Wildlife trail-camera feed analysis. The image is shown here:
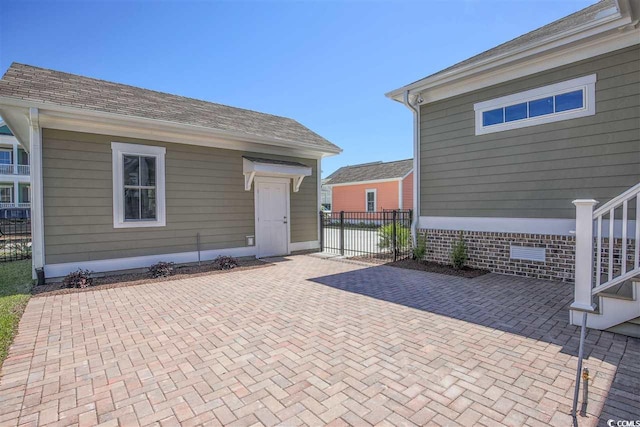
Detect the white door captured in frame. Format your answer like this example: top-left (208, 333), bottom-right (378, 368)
top-left (256, 178), bottom-right (289, 258)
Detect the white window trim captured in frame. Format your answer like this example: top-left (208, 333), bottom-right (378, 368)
top-left (0, 185), bottom-right (13, 203)
top-left (474, 74), bottom-right (596, 135)
top-left (111, 142), bottom-right (166, 228)
top-left (365, 189), bottom-right (377, 212)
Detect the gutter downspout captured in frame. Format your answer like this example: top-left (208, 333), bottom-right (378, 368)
top-left (402, 90), bottom-right (420, 245)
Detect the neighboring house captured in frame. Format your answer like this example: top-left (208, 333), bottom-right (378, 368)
top-left (0, 120), bottom-right (30, 208)
top-left (320, 178), bottom-right (332, 210)
top-left (387, 0), bottom-right (640, 333)
top-left (325, 159), bottom-right (413, 212)
top-left (0, 63), bottom-right (340, 278)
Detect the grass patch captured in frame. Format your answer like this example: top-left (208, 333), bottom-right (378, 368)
top-left (0, 260), bottom-right (32, 367)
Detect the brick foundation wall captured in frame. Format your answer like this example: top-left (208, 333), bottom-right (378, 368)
top-left (419, 229), bottom-right (576, 282)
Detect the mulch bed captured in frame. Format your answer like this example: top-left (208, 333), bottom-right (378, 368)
top-left (33, 258), bottom-right (271, 297)
top-left (386, 258), bottom-right (490, 278)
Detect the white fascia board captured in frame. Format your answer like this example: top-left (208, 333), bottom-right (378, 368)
top-left (243, 158), bottom-right (312, 177)
top-left (0, 97), bottom-right (341, 158)
top-left (326, 177), bottom-right (402, 188)
top-left (0, 106), bottom-right (30, 151)
top-left (386, 10), bottom-right (637, 104)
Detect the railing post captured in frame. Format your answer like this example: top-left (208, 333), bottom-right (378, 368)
top-left (571, 199), bottom-right (599, 313)
top-left (319, 211), bottom-right (324, 252)
top-left (339, 211), bottom-right (345, 256)
top-left (392, 210), bottom-right (397, 262)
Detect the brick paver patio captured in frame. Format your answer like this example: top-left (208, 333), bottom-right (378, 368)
top-left (0, 255), bottom-right (638, 426)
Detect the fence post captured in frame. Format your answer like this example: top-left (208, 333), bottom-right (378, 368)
top-left (392, 210), bottom-right (397, 262)
top-left (319, 211), bottom-right (324, 252)
top-left (339, 211), bottom-right (345, 256)
top-left (571, 199), bottom-right (598, 313)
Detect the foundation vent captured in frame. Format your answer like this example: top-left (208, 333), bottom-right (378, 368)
top-left (510, 245), bottom-right (546, 262)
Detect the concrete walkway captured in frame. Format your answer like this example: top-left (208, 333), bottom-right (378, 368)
top-left (0, 255), bottom-right (638, 426)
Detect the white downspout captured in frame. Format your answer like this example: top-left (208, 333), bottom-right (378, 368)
top-left (402, 91), bottom-right (420, 245)
top-left (29, 107), bottom-right (45, 278)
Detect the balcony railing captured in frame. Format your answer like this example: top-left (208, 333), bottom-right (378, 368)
top-left (0, 202), bottom-right (30, 208)
top-left (0, 164), bottom-right (30, 175)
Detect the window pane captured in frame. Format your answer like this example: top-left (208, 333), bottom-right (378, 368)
top-left (505, 103), bottom-right (527, 122)
top-left (529, 97), bottom-right (554, 117)
top-left (0, 150), bottom-right (11, 164)
top-left (124, 188), bottom-right (140, 220)
top-left (482, 108), bottom-right (504, 126)
top-left (20, 186), bottom-right (30, 203)
top-left (367, 192), bottom-right (374, 202)
top-left (367, 202), bottom-right (374, 212)
top-left (141, 189), bottom-right (157, 220)
top-left (123, 155), bottom-right (139, 186)
top-left (140, 157), bottom-right (156, 186)
top-left (0, 187), bottom-right (12, 203)
top-left (555, 90), bottom-right (583, 112)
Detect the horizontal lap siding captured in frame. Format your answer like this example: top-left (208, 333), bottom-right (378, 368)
top-left (420, 45), bottom-right (640, 219)
top-left (331, 181), bottom-right (400, 212)
top-left (402, 172), bottom-right (413, 210)
top-left (43, 129), bottom-right (317, 264)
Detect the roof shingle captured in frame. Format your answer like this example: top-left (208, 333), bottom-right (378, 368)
top-left (326, 159), bottom-right (413, 185)
top-left (0, 63), bottom-right (340, 153)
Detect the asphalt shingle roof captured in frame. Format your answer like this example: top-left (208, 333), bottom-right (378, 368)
top-left (0, 63), bottom-right (340, 153)
top-left (326, 159), bottom-right (413, 185)
top-left (404, 0), bottom-right (616, 88)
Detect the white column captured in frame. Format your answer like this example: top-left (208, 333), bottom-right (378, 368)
top-left (13, 181), bottom-right (19, 207)
top-left (398, 179), bottom-right (403, 210)
top-left (29, 108), bottom-right (45, 278)
top-left (12, 143), bottom-right (18, 175)
top-left (571, 199), bottom-right (598, 312)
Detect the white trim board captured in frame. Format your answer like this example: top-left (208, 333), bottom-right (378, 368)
top-left (419, 216), bottom-right (576, 235)
top-left (44, 246), bottom-right (258, 278)
top-left (418, 216), bottom-right (637, 237)
top-left (326, 178), bottom-right (401, 187)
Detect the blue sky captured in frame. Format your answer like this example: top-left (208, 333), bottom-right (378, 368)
top-left (0, 0), bottom-right (594, 177)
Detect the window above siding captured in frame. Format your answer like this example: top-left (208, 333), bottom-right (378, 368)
top-left (111, 142), bottom-right (166, 228)
top-left (474, 74), bottom-right (596, 135)
top-left (366, 189), bottom-right (376, 212)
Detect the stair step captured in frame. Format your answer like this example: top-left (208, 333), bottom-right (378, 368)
top-left (606, 320), bottom-right (640, 339)
top-left (597, 280), bottom-right (635, 301)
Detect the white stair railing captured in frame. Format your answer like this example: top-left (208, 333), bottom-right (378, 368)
top-left (572, 183), bottom-right (640, 312)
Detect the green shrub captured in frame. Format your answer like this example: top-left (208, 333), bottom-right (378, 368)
top-left (412, 232), bottom-right (427, 261)
top-left (450, 232), bottom-right (468, 269)
top-left (378, 223), bottom-right (411, 250)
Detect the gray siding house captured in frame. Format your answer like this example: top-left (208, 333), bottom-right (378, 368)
top-left (0, 64), bottom-right (340, 278)
top-left (387, 0), bottom-right (639, 282)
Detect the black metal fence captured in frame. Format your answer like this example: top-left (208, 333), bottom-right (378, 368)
top-left (0, 218), bottom-right (32, 262)
top-left (320, 210), bottom-right (412, 262)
